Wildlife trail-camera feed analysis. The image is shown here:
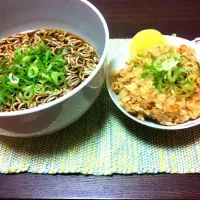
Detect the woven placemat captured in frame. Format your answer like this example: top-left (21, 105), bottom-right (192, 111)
top-left (0, 39), bottom-right (200, 175)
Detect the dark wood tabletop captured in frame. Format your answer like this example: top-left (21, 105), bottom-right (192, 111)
top-left (1, 0), bottom-right (200, 199)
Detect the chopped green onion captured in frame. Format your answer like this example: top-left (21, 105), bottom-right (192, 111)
top-left (23, 90), bottom-right (34, 100)
top-left (44, 50), bottom-right (52, 62)
top-left (41, 73), bottom-right (51, 81)
top-left (196, 62), bottom-right (200, 76)
top-left (50, 71), bottom-right (59, 86)
top-left (0, 41), bottom-right (69, 108)
top-left (55, 48), bottom-right (64, 55)
top-left (45, 85), bottom-right (54, 93)
top-left (41, 36), bottom-right (52, 40)
top-left (141, 72), bottom-right (150, 79)
top-left (28, 65), bottom-right (39, 78)
top-left (8, 73), bottom-right (19, 84)
top-left (132, 49), bottom-right (200, 96)
top-left (22, 56), bottom-right (31, 63)
top-left (35, 84), bottom-right (45, 94)
top-left (160, 58), bottom-right (178, 71)
top-left (22, 85), bottom-right (33, 91)
top-left (167, 67), bottom-right (179, 83)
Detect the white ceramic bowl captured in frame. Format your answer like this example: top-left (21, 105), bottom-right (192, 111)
top-left (106, 35), bottom-right (200, 130)
top-left (0, 0), bottom-right (109, 137)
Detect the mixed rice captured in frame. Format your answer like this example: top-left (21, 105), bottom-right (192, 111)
top-left (111, 45), bottom-right (200, 125)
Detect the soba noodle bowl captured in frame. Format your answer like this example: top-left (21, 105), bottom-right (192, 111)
top-left (0, 29), bottom-right (99, 112)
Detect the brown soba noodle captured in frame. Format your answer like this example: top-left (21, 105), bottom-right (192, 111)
top-left (0, 29), bottom-right (99, 112)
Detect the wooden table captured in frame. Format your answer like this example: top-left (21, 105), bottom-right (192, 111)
top-left (1, 0), bottom-right (200, 199)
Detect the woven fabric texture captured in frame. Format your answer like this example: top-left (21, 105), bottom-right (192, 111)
top-left (0, 39), bottom-right (200, 175)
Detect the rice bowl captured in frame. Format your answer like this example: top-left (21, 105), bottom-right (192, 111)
top-left (106, 35), bottom-right (200, 130)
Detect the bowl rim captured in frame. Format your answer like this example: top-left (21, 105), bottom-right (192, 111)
top-left (106, 35), bottom-right (200, 130)
top-left (0, 0), bottom-right (109, 117)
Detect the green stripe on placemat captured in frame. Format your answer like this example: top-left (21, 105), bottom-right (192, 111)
top-left (0, 39), bottom-right (200, 175)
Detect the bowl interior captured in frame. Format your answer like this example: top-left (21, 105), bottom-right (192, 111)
top-left (106, 35), bottom-right (200, 130)
top-left (0, 0), bottom-right (106, 57)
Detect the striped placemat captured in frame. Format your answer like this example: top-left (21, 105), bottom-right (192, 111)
top-left (0, 39), bottom-right (200, 175)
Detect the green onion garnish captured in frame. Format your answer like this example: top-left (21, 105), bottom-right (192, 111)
top-left (130, 50), bottom-right (199, 97)
top-left (0, 42), bottom-right (68, 108)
